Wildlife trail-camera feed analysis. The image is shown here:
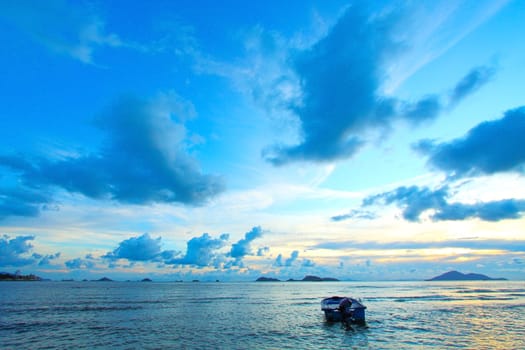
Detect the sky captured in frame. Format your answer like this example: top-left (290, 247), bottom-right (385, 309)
top-left (1, 0), bottom-right (524, 281)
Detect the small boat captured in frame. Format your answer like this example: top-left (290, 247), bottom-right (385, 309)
top-left (321, 296), bottom-right (366, 324)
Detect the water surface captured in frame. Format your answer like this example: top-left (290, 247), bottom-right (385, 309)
top-left (1, 281), bottom-right (524, 349)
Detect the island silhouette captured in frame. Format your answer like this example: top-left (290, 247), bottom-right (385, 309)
top-left (426, 270), bottom-right (507, 281)
top-left (256, 275), bottom-right (339, 282)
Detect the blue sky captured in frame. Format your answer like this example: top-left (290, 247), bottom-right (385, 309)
top-left (1, 0), bottom-right (524, 281)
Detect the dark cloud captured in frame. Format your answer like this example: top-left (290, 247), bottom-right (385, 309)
top-left (264, 4), bottom-right (399, 165)
top-left (103, 233), bottom-right (173, 262)
top-left (415, 106), bottom-right (525, 177)
top-left (0, 92), bottom-right (224, 219)
top-left (0, 186), bottom-right (53, 220)
top-left (65, 257), bottom-right (95, 269)
top-left (449, 65), bottom-right (496, 106)
top-left (0, 235), bottom-right (59, 267)
top-left (230, 226), bottom-right (263, 259)
top-left (167, 233), bottom-right (229, 267)
top-left (263, 4), bottom-right (495, 165)
top-left (362, 185), bottom-right (525, 222)
top-left (400, 95), bottom-right (442, 124)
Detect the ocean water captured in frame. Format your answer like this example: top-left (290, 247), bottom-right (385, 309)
top-left (1, 281), bottom-right (524, 349)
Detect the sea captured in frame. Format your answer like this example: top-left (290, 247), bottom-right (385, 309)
top-left (1, 281), bottom-right (524, 349)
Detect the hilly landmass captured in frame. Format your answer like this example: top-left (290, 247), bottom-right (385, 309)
top-left (426, 270), bottom-right (507, 281)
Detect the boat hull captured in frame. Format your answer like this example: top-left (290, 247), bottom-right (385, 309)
top-left (321, 296), bottom-right (366, 323)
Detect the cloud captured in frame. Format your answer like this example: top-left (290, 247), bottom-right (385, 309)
top-left (362, 185), bottom-right (525, 222)
top-left (415, 106), bottom-right (525, 177)
top-left (257, 246), bottom-right (269, 256)
top-left (34, 252), bottom-right (61, 266)
top-left (400, 95), bottom-right (442, 124)
top-left (313, 239), bottom-right (525, 252)
top-left (0, 235), bottom-right (59, 267)
top-left (331, 209), bottom-right (376, 222)
top-left (364, 185), bottom-right (449, 222)
top-left (0, 186), bottom-right (53, 220)
top-left (230, 226), bottom-right (263, 259)
top-left (263, 4), bottom-right (399, 164)
top-left (0, 1), bottom-right (126, 64)
top-left (262, 4), bottom-right (496, 165)
top-left (449, 65), bottom-right (496, 106)
top-left (103, 233), bottom-right (167, 262)
top-left (65, 258), bottom-right (95, 269)
top-left (275, 250), bottom-right (299, 267)
top-left (302, 259), bottom-right (316, 267)
top-left (433, 199), bottom-right (525, 222)
top-left (167, 233), bottom-right (229, 267)
top-left (0, 92), bottom-right (224, 217)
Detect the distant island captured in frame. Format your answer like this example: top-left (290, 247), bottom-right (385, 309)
top-left (0, 272), bottom-right (42, 281)
top-left (256, 275), bottom-right (339, 282)
top-left (426, 270), bottom-right (507, 281)
top-left (256, 277), bottom-right (281, 282)
top-left (94, 277), bottom-right (113, 282)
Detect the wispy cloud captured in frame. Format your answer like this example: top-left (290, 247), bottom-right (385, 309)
top-left (384, 0), bottom-right (508, 92)
top-left (0, 1), bottom-right (130, 65)
top-left (313, 238), bottom-right (525, 252)
top-left (449, 65), bottom-right (497, 106)
top-left (331, 209), bottom-right (376, 222)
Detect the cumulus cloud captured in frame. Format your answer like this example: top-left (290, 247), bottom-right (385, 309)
top-left (275, 250), bottom-right (299, 267)
top-left (262, 4), bottom-right (495, 165)
top-left (167, 233), bottom-right (229, 267)
top-left (0, 92), bottom-right (224, 218)
top-left (416, 106), bottom-right (525, 177)
top-left (34, 252), bottom-right (61, 266)
top-left (257, 246), bottom-right (270, 256)
top-left (103, 233), bottom-right (169, 262)
top-left (362, 185), bottom-right (525, 222)
top-left (0, 235), bottom-right (60, 267)
top-left (102, 234), bottom-right (181, 269)
top-left (230, 226), bottom-right (263, 259)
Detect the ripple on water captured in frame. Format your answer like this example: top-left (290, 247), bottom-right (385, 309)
top-left (1, 281), bottom-right (524, 349)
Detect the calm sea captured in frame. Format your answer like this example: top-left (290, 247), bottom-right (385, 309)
top-left (1, 281), bottom-right (524, 349)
